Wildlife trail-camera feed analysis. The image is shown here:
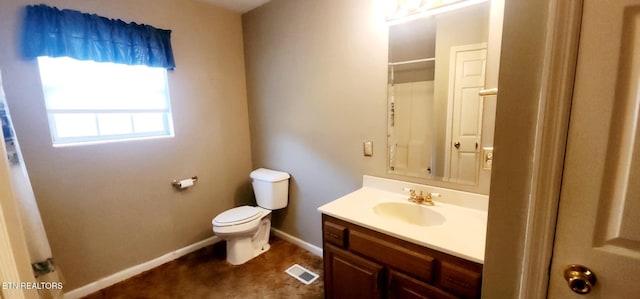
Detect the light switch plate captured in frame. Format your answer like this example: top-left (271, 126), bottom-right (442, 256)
top-left (363, 141), bottom-right (373, 157)
top-left (483, 147), bottom-right (494, 170)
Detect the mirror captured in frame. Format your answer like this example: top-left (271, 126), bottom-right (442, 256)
top-left (387, 0), bottom-right (500, 187)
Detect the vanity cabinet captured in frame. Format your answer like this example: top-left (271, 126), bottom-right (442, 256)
top-left (322, 214), bottom-right (482, 299)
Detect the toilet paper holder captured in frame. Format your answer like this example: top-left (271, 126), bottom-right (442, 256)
top-left (171, 176), bottom-right (198, 189)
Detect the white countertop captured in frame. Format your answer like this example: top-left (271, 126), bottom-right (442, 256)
top-left (317, 176), bottom-right (488, 264)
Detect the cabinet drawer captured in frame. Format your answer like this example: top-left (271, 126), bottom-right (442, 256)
top-left (388, 270), bottom-right (457, 299)
top-left (349, 229), bottom-right (434, 282)
top-left (323, 221), bottom-right (348, 248)
top-left (439, 261), bottom-right (482, 299)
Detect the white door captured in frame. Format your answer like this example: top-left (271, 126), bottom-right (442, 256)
top-left (548, 0), bottom-right (640, 297)
top-left (446, 44), bottom-right (486, 184)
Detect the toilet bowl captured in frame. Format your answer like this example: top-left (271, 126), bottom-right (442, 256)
top-left (212, 206), bottom-right (272, 265)
top-left (212, 168), bottom-right (290, 265)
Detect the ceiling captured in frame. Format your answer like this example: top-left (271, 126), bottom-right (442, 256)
top-left (197, 0), bottom-right (271, 13)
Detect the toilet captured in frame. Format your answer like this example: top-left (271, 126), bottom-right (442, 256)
top-left (212, 168), bottom-right (290, 265)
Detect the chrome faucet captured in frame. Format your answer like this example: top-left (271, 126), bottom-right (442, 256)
top-left (403, 188), bottom-right (437, 206)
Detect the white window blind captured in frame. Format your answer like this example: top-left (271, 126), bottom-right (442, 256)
top-left (37, 56), bottom-right (174, 146)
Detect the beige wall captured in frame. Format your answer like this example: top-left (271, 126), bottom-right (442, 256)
top-left (0, 0), bottom-right (252, 290)
top-left (243, 0), bottom-right (389, 246)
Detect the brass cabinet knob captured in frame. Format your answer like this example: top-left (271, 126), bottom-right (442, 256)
top-left (564, 264), bottom-right (596, 294)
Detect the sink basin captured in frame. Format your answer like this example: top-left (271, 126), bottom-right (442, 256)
top-left (373, 202), bottom-right (445, 226)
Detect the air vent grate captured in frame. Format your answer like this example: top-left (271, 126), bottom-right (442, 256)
top-left (285, 264), bottom-right (319, 285)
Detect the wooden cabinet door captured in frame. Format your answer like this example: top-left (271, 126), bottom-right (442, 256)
top-left (324, 244), bottom-right (384, 299)
top-left (388, 270), bottom-right (458, 299)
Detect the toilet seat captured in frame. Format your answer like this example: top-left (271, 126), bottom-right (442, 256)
top-left (213, 206), bottom-right (262, 227)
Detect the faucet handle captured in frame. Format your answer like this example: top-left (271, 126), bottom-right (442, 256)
top-left (403, 188), bottom-right (420, 203)
top-left (402, 188), bottom-right (416, 197)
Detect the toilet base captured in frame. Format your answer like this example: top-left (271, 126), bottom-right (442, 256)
top-left (224, 216), bottom-right (272, 265)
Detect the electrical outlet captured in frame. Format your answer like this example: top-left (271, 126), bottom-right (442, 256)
top-left (363, 141), bottom-right (373, 157)
top-left (483, 147), bottom-right (494, 170)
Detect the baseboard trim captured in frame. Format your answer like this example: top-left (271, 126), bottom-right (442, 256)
top-left (270, 228), bottom-right (323, 257)
top-left (64, 236), bottom-right (221, 299)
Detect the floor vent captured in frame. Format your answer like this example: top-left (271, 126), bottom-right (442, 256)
top-left (285, 264), bottom-right (319, 285)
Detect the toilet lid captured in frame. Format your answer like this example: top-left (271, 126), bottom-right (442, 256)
top-left (213, 206), bottom-right (261, 226)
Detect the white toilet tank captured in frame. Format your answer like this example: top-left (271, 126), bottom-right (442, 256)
top-left (250, 168), bottom-right (290, 210)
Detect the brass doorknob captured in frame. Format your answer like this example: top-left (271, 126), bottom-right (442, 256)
top-left (454, 142), bottom-right (461, 149)
top-left (564, 264), bottom-right (596, 294)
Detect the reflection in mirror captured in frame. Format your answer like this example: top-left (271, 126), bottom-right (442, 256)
top-left (387, 0), bottom-right (499, 188)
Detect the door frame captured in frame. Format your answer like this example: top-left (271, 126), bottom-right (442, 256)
top-left (482, 0), bottom-right (583, 298)
top-left (0, 142), bottom-right (39, 299)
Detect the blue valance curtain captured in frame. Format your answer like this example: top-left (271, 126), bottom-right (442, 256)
top-left (22, 4), bottom-right (175, 70)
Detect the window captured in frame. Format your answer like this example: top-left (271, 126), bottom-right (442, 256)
top-left (37, 56), bottom-right (174, 146)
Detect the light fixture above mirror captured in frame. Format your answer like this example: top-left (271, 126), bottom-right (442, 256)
top-left (385, 0), bottom-right (490, 26)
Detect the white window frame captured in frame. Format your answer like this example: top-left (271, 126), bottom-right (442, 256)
top-left (37, 57), bottom-right (175, 147)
